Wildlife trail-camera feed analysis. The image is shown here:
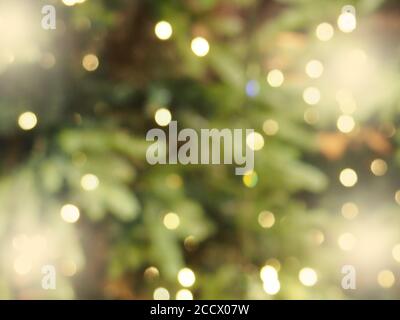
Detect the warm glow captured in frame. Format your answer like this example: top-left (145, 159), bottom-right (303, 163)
top-left (338, 232), bottom-right (357, 251)
top-left (246, 132), bottom-right (264, 151)
top-left (178, 268), bottom-right (196, 287)
top-left (337, 115), bottom-right (355, 133)
top-left (339, 168), bottom-right (358, 187)
top-left (153, 287), bottom-right (170, 300)
top-left (263, 119), bottom-right (279, 136)
top-left (370, 159), bottom-right (387, 176)
top-left (154, 108), bottom-right (172, 126)
top-left (258, 211), bottom-right (275, 228)
top-left (338, 11), bottom-right (356, 33)
top-left (377, 270), bottom-right (395, 288)
top-left (303, 108), bottom-right (319, 125)
top-left (60, 204), bottom-right (80, 223)
top-left (176, 289), bottom-right (193, 300)
top-left (14, 255), bottom-right (32, 275)
top-left (305, 60), bottom-right (324, 79)
top-left (303, 87), bottom-right (321, 105)
top-left (18, 112), bottom-right (37, 130)
top-left (191, 37), bottom-right (210, 57)
top-left (341, 202), bottom-right (359, 220)
top-left (316, 23), bottom-right (334, 41)
top-left (392, 244), bottom-right (400, 263)
top-left (267, 69), bottom-right (284, 87)
top-left (82, 54), bottom-right (99, 71)
top-left (263, 278), bottom-right (280, 295)
top-left (299, 268), bottom-right (318, 287)
top-left (81, 173), bottom-right (99, 191)
top-left (163, 212), bottom-right (180, 230)
top-left (155, 21), bottom-right (173, 40)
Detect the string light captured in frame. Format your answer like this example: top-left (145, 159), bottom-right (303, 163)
top-left (191, 37), bottom-right (210, 57)
top-left (258, 211), bottom-right (275, 228)
top-left (18, 111), bottom-right (37, 130)
top-left (303, 87), bottom-right (320, 105)
top-left (153, 287), bottom-right (170, 300)
top-left (339, 168), bottom-right (358, 187)
top-left (299, 268), bottom-right (318, 287)
top-left (337, 115), bottom-right (355, 133)
top-left (305, 60), bottom-right (324, 79)
top-left (316, 22), bottom-right (334, 41)
top-left (246, 132), bottom-right (264, 151)
top-left (267, 69), bottom-right (284, 87)
top-left (338, 232), bottom-right (356, 251)
top-left (341, 202), bottom-right (359, 220)
top-left (377, 270), bottom-right (395, 288)
top-left (163, 212), bottom-right (180, 230)
top-left (82, 54), bottom-right (99, 71)
top-left (177, 268), bottom-right (196, 287)
top-left (176, 289), bottom-right (193, 300)
top-left (370, 159), bottom-right (387, 176)
top-left (154, 108), bottom-right (172, 126)
top-left (60, 204), bottom-right (80, 223)
top-left (154, 21), bottom-right (173, 40)
top-left (80, 173), bottom-right (99, 191)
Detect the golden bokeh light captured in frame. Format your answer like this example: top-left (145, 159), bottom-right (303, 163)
top-left (154, 21), bottom-right (173, 40)
top-left (246, 132), bottom-right (264, 151)
top-left (299, 267), bottom-right (318, 287)
top-left (337, 11), bottom-right (356, 33)
top-left (267, 69), bottom-right (284, 87)
top-left (316, 22), bottom-right (334, 41)
top-left (82, 54), bottom-right (99, 71)
top-left (392, 244), bottom-right (400, 263)
top-left (177, 268), bottom-right (196, 287)
top-left (303, 87), bottom-right (321, 105)
top-left (153, 287), bottom-right (170, 300)
top-left (337, 115), bottom-right (355, 133)
top-left (18, 112), bottom-right (37, 130)
top-left (305, 60), bottom-right (324, 79)
top-left (176, 289), bottom-right (193, 300)
top-left (338, 232), bottom-right (357, 251)
top-left (339, 168), bottom-right (358, 187)
top-left (154, 108), bottom-right (172, 126)
top-left (163, 212), bottom-right (180, 230)
top-left (370, 159), bottom-right (387, 176)
top-left (191, 37), bottom-right (210, 57)
top-left (341, 202), bottom-right (359, 220)
top-left (80, 173), bottom-right (99, 191)
top-left (263, 119), bottom-right (279, 136)
top-left (377, 270), bottom-right (395, 288)
top-left (60, 204), bottom-right (80, 223)
top-left (258, 211), bottom-right (275, 229)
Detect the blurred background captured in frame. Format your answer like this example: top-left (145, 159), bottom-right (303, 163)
top-left (1, 0), bottom-right (400, 299)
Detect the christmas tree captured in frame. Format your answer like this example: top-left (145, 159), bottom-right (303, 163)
top-left (1, 0), bottom-right (400, 299)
